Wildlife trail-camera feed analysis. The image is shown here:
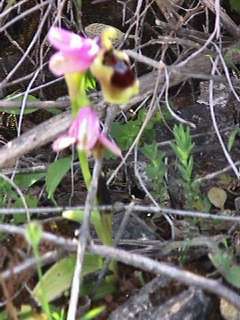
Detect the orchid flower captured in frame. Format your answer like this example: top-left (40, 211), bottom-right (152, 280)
top-left (48, 27), bottom-right (100, 76)
top-left (53, 107), bottom-right (122, 157)
top-left (90, 27), bottom-right (139, 104)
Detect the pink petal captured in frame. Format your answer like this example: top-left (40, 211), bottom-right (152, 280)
top-left (69, 107), bottom-right (100, 150)
top-left (78, 108), bottom-right (100, 148)
top-left (49, 52), bottom-right (93, 76)
top-left (98, 133), bottom-right (122, 157)
top-left (48, 27), bottom-right (84, 54)
top-left (52, 134), bottom-right (76, 151)
top-left (48, 27), bottom-right (99, 57)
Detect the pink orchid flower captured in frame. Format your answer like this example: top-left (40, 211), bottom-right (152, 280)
top-left (48, 27), bottom-right (100, 76)
top-left (53, 107), bottom-right (122, 157)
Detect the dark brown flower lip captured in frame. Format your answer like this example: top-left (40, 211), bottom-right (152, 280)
top-left (102, 50), bottom-right (136, 89)
top-left (111, 66), bottom-right (135, 88)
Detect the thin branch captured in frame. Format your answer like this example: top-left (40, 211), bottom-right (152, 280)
top-left (0, 223), bottom-right (75, 249)
top-left (175, 0), bottom-right (221, 68)
top-left (201, 0), bottom-right (240, 38)
top-left (0, 111), bottom-right (72, 168)
top-left (5, 78), bottom-right (64, 98)
top-left (1, 202), bottom-right (240, 222)
top-left (0, 3), bottom-right (52, 89)
top-left (0, 0), bottom-right (29, 21)
top-left (195, 160), bottom-right (240, 183)
top-left (164, 64), bottom-right (196, 128)
top-left (208, 56), bottom-right (240, 178)
top-left (0, 223), bottom-right (239, 310)
top-left (1, 251), bottom-right (60, 281)
top-left (89, 242), bottom-right (240, 310)
top-left (0, 1), bottom-right (51, 33)
top-left (0, 173), bottom-right (30, 221)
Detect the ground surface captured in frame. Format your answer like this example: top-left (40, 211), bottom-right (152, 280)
top-left (0, 0), bottom-right (240, 319)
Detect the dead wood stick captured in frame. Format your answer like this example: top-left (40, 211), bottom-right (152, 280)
top-left (201, 0), bottom-right (240, 39)
top-left (0, 99), bottom-right (70, 109)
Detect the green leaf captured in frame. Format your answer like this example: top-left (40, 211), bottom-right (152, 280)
top-left (188, 156), bottom-right (193, 175)
top-left (13, 195), bottom-right (38, 224)
top-left (25, 222), bottom-right (43, 248)
top-left (110, 109), bottom-right (161, 153)
top-left (14, 172), bottom-right (46, 189)
top-left (46, 157), bottom-right (72, 199)
top-left (230, 0), bottom-right (240, 12)
top-left (81, 306), bottom-right (106, 320)
top-left (111, 121), bottom-right (140, 150)
top-left (209, 249), bottom-right (240, 288)
top-left (142, 143), bottom-right (157, 160)
top-left (141, 143), bottom-right (166, 198)
top-left (84, 71), bottom-right (97, 91)
top-left (45, 107), bottom-right (63, 115)
top-left (33, 254), bottom-right (103, 303)
top-left (81, 275), bottom-right (116, 300)
top-left (63, 209), bottom-right (85, 222)
top-left (0, 311), bottom-right (7, 320)
top-left (19, 304), bottom-right (48, 319)
top-left (228, 127), bottom-right (240, 151)
top-left (63, 209), bottom-right (110, 246)
top-left (146, 165), bottom-right (159, 179)
top-left (4, 94), bottom-right (39, 115)
top-left (63, 209), bottom-right (101, 226)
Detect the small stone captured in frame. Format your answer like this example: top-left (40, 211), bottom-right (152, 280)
top-left (220, 299), bottom-right (240, 320)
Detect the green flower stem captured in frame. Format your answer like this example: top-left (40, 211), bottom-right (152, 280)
top-left (101, 213), bottom-right (117, 276)
top-left (78, 150), bottom-right (92, 189)
top-left (71, 93), bottom-right (90, 116)
top-left (32, 245), bottom-right (51, 318)
top-left (65, 72), bottom-right (90, 116)
top-left (66, 72), bottom-right (116, 273)
top-left (78, 150), bottom-right (113, 246)
top-left (100, 213), bottom-right (113, 245)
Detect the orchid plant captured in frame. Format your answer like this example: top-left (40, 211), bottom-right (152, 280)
top-left (31, 25), bottom-right (139, 311)
top-left (47, 27), bottom-right (138, 257)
